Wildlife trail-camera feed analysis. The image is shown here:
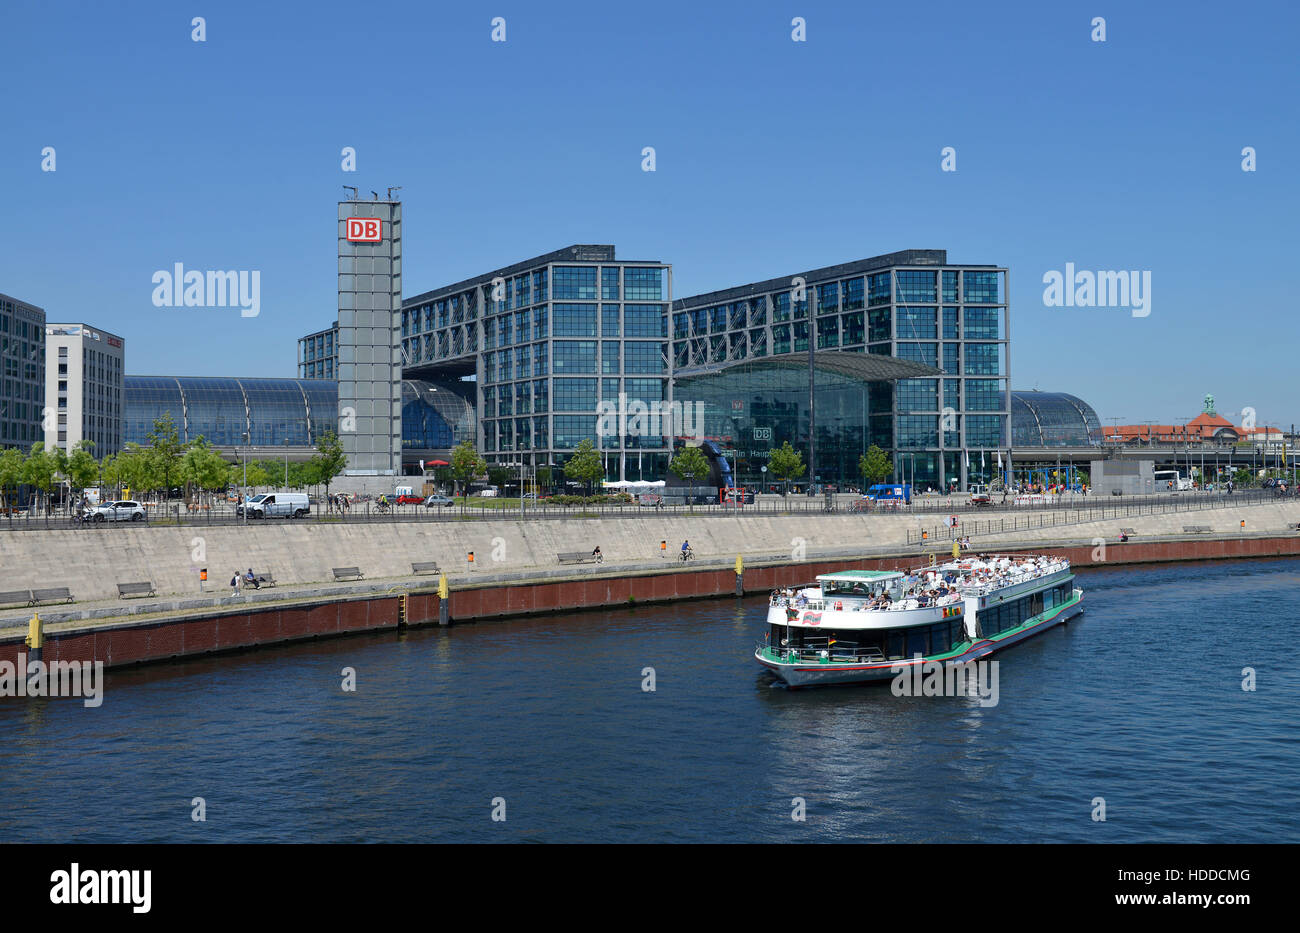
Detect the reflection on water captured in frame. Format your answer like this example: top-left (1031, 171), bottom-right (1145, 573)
top-left (1, 558), bottom-right (1298, 842)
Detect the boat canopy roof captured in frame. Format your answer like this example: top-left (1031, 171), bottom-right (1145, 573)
top-left (815, 570), bottom-right (902, 584)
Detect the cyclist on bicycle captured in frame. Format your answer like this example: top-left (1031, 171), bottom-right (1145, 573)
top-left (680, 540), bottom-right (693, 560)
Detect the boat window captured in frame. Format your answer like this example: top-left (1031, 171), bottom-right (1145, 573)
top-left (906, 628), bottom-right (927, 658)
top-left (887, 630), bottom-right (905, 660)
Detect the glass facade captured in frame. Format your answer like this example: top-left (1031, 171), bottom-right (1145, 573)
top-left (125, 377), bottom-right (472, 453)
top-left (299, 323), bottom-right (337, 379)
top-left (385, 245), bottom-right (671, 479)
top-left (674, 359), bottom-right (895, 488)
top-left (1010, 391), bottom-right (1103, 447)
top-left (670, 252), bottom-right (1010, 490)
top-left (0, 294), bottom-right (46, 451)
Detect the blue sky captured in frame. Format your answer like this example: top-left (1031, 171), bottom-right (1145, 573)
top-left (2, 0), bottom-right (1296, 427)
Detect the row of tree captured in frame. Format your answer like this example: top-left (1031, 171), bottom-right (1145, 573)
top-left (0, 413), bottom-right (350, 509)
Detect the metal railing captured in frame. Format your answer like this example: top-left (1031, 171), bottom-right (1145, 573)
top-left (0, 486), bottom-right (1283, 533)
top-left (905, 490), bottom-right (1275, 544)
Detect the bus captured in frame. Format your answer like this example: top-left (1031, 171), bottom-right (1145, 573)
top-left (1154, 470), bottom-right (1193, 491)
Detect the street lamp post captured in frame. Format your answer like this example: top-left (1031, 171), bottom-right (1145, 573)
top-left (241, 432), bottom-right (249, 525)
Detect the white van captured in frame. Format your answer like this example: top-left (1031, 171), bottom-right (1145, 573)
top-left (240, 492), bottom-right (310, 518)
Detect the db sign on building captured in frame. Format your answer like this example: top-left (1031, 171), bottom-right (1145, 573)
top-left (345, 218), bottom-right (382, 242)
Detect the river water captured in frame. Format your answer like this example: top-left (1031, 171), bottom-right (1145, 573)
top-left (2, 558), bottom-right (1297, 843)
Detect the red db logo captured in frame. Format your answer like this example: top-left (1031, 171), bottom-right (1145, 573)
top-left (346, 218), bottom-right (381, 242)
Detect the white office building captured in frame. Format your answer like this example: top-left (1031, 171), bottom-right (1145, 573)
top-left (44, 323), bottom-right (125, 457)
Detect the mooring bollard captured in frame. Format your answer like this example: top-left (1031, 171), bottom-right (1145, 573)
top-left (735, 554), bottom-right (744, 596)
top-left (438, 573), bottom-right (450, 626)
top-left (24, 612), bottom-right (42, 664)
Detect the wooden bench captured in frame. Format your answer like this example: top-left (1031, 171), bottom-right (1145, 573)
top-left (332, 567), bottom-right (364, 581)
top-left (411, 561), bottom-right (440, 575)
top-left (557, 551), bottom-right (602, 565)
top-left (30, 587), bottom-right (73, 606)
top-left (1182, 525), bottom-right (1212, 534)
top-left (0, 590), bottom-right (31, 608)
top-left (117, 582), bottom-right (155, 599)
top-left (1119, 527), bottom-right (1136, 536)
top-left (248, 572), bottom-right (275, 588)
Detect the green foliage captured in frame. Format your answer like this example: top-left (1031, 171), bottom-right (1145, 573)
top-left (0, 447), bottom-right (24, 506)
top-left (146, 413), bottom-right (185, 494)
top-left (66, 440), bottom-right (100, 491)
top-left (450, 440), bottom-right (487, 496)
top-left (768, 441), bottom-right (806, 490)
top-left (858, 444), bottom-right (892, 486)
top-left (535, 466), bottom-right (553, 489)
top-left (668, 445), bottom-right (709, 483)
top-left (563, 438), bottom-right (604, 492)
top-left (310, 431), bottom-right (347, 496)
top-left (22, 442), bottom-right (59, 494)
top-left (181, 438), bottom-right (231, 492)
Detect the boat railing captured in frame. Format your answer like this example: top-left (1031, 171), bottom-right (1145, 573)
top-left (757, 640), bottom-right (888, 664)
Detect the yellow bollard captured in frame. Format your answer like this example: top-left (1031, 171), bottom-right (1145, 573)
top-left (25, 612), bottom-right (43, 662)
top-left (952, 540), bottom-right (960, 559)
top-left (438, 573), bottom-right (450, 626)
top-left (735, 555), bottom-right (744, 575)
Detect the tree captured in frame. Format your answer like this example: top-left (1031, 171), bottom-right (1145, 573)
top-left (535, 465), bottom-right (553, 492)
top-left (180, 438), bottom-right (230, 497)
top-left (147, 413), bottom-right (185, 497)
top-left (450, 440), bottom-right (487, 497)
top-left (668, 445), bottom-right (710, 509)
top-left (66, 440), bottom-right (100, 493)
top-left (310, 431), bottom-right (347, 501)
top-left (668, 445), bottom-right (709, 485)
top-left (858, 444), bottom-right (892, 488)
top-left (22, 442), bottom-right (58, 509)
top-left (0, 447), bottom-right (24, 521)
top-left (563, 438), bottom-right (604, 494)
top-left (768, 441), bottom-right (806, 496)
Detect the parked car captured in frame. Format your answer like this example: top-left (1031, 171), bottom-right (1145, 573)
top-left (87, 500), bottom-right (147, 523)
top-left (237, 492), bottom-right (310, 518)
top-left (475, 488), bottom-right (498, 497)
top-left (395, 494), bottom-right (424, 505)
top-left (423, 494), bottom-right (455, 508)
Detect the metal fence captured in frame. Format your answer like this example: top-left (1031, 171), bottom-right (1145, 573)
top-left (905, 489), bottom-right (1276, 545)
top-left (0, 487), bottom-right (1282, 533)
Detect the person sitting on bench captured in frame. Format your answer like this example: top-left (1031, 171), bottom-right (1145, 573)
top-left (244, 568), bottom-right (261, 590)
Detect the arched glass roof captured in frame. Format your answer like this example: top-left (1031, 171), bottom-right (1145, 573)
top-left (124, 376), bottom-right (474, 452)
top-left (1010, 391), bottom-right (1102, 447)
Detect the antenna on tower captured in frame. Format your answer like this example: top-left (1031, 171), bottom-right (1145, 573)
top-left (342, 186), bottom-right (358, 200)
top-left (387, 186), bottom-right (403, 200)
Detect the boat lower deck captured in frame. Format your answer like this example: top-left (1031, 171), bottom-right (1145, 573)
top-left (757, 588), bottom-right (1085, 687)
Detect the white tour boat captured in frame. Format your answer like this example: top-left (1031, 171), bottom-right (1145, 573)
top-left (754, 554), bottom-right (1084, 688)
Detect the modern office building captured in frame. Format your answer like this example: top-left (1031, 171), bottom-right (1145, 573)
top-left (298, 244), bottom-right (1019, 487)
top-left (671, 250), bottom-right (1009, 489)
top-left (44, 323), bottom-right (125, 457)
top-left (299, 323), bottom-right (337, 380)
top-left (303, 244), bottom-right (674, 479)
top-left (0, 293), bottom-right (46, 451)
top-left (123, 375), bottom-right (473, 463)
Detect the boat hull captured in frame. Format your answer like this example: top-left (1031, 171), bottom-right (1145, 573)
top-left (756, 590), bottom-right (1084, 688)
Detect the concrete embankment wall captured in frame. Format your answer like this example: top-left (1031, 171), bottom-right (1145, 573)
top-left (6, 534), bottom-right (1300, 674)
top-left (4, 500), bottom-right (1300, 603)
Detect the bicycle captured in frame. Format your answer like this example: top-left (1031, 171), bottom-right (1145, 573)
top-left (680, 547), bottom-right (695, 561)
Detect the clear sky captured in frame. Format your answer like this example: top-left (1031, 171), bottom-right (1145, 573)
top-left (3, 0), bottom-right (1296, 429)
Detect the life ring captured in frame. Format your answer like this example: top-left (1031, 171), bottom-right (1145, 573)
top-left (835, 600), bottom-right (843, 610)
